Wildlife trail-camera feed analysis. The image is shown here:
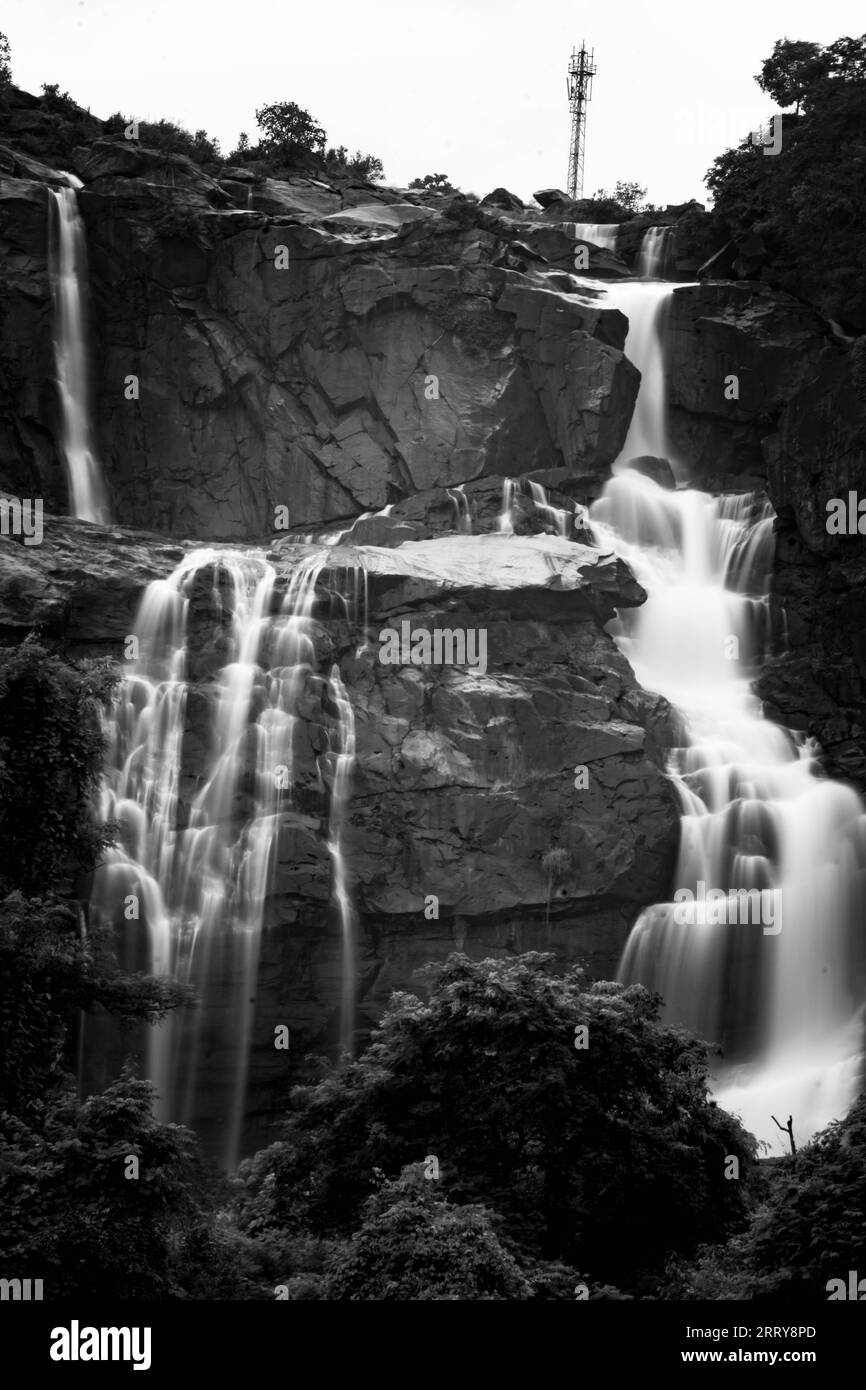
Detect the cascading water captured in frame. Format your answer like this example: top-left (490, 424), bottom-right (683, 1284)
top-left (496, 478), bottom-right (570, 537)
top-left (636, 225), bottom-right (672, 278)
top-left (589, 285), bottom-right (866, 1149)
top-left (568, 221), bottom-right (619, 251)
top-left (48, 176), bottom-right (110, 524)
top-left (528, 481), bottom-right (569, 537)
top-left (604, 280), bottom-right (681, 474)
top-left (447, 484), bottom-right (472, 534)
top-left (92, 548), bottom-right (360, 1167)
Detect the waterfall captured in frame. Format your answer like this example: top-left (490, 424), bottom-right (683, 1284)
top-left (497, 478), bottom-right (516, 533)
top-left (326, 665), bottom-right (358, 1056)
top-left (48, 177), bottom-right (110, 524)
top-left (636, 225), bottom-right (672, 278)
top-left (496, 478), bottom-right (570, 536)
top-left (92, 548), bottom-right (359, 1167)
top-left (604, 281), bottom-right (679, 471)
top-left (589, 288), bottom-right (866, 1151)
top-left (447, 484), bottom-right (472, 534)
top-left (568, 221), bottom-right (619, 251)
top-left (528, 481), bottom-right (569, 537)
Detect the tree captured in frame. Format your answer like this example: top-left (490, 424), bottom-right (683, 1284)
top-left (0, 1071), bottom-right (201, 1299)
top-left (613, 180), bottom-right (648, 213)
top-left (234, 954), bottom-right (756, 1293)
top-left (346, 150), bottom-right (384, 181)
top-left (255, 101), bottom-right (326, 161)
top-left (706, 31), bottom-right (866, 329)
top-left (755, 38), bottom-right (830, 113)
top-left (409, 172), bottom-right (457, 193)
top-left (0, 31), bottom-right (11, 87)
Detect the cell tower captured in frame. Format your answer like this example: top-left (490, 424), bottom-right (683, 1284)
top-left (566, 43), bottom-right (597, 200)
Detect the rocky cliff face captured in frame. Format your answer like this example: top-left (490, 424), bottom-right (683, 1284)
top-left (2, 111), bottom-right (866, 1148)
top-left (1, 137), bottom-right (641, 538)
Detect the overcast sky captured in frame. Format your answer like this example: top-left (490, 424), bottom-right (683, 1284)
top-left (4, 0), bottom-right (863, 205)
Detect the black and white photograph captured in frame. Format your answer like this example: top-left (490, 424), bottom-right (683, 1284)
top-left (0, 0), bottom-right (864, 1357)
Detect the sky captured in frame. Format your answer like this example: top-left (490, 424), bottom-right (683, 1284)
top-left (3, 0), bottom-right (864, 206)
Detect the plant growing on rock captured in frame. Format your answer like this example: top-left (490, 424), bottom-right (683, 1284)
top-left (409, 172), bottom-right (458, 193)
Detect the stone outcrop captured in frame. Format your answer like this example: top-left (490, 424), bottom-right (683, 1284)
top-left (0, 142), bottom-right (642, 539)
top-left (1, 515), bottom-right (679, 1150)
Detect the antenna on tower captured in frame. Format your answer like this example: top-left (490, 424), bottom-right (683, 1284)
top-left (566, 42), bottom-right (597, 200)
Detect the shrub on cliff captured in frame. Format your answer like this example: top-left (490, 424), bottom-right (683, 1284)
top-left (706, 33), bottom-right (866, 329)
top-left (234, 953), bottom-right (756, 1294)
top-left (103, 113), bottom-right (221, 165)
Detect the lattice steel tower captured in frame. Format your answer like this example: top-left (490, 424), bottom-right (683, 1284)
top-left (566, 42), bottom-right (596, 200)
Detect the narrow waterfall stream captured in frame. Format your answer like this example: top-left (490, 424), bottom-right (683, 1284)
top-left (589, 279), bottom-right (866, 1149)
top-left (91, 548), bottom-right (359, 1168)
top-left (48, 178), bottom-right (110, 524)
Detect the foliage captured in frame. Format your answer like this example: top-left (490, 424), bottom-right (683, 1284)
top-left (664, 1094), bottom-right (866, 1300)
top-left (103, 113), bottom-right (221, 164)
top-left (39, 83), bottom-right (88, 116)
top-left (409, 172), bottom-right (457, 193)
top-left (0, 893), bottom-right (189, 1120)
top-left (325, 145), bottom-right (385, 181)
top-left (0, 641), bottom-right (117, 895)
top-left (755, 39), bottom-right (830, 113)
top-left (706, 31), bottom-right (866, 328)
top-left (0, 31), bottom-right (11, 87)
top-left (228, 131), bottom-right (251, 161)
top-left (584, 180), bottom-right (650, 218)
top-left (612, 180), bottom-right (648, 213)
top-left (0, 1072), bottom-right (203, 1298)
top-left (323, 1170), bottom-right (534, 1300)
top-left (233, 954), bottom-right (756, 1294)
top-left (255, 101), bottom-right (326, 162)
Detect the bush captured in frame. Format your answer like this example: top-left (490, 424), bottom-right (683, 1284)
top-left (234, 954), bottom-right (757, 1294)
top-left (324, 1171), bottom-right (534, 1300)
top-left (0, 641), bottom-right (117, 895)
